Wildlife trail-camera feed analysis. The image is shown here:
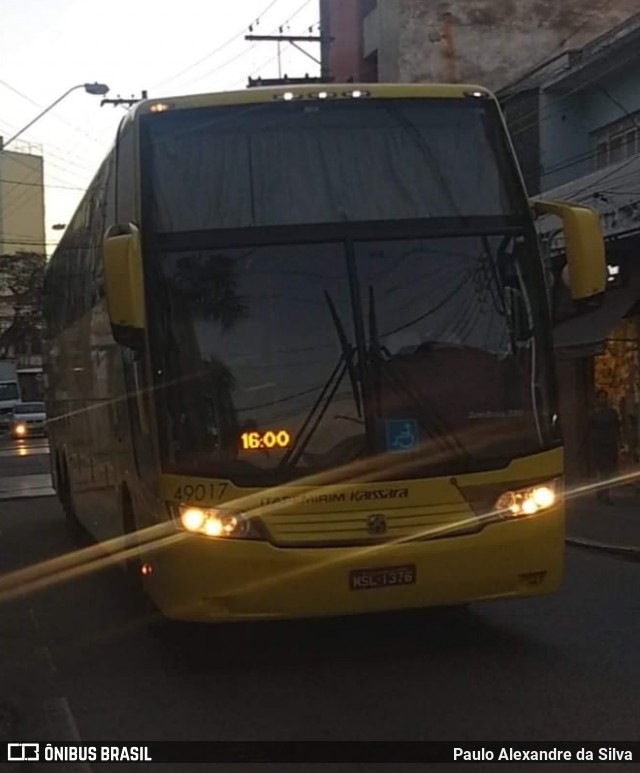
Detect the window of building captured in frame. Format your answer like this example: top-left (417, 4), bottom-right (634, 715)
top-left (592, 112), bottom-right (640, 170)
top-left (595, 141), bottom-right (608, 169)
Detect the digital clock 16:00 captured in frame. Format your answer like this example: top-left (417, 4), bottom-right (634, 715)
top-left (240, 429), bottom-right (291, 450)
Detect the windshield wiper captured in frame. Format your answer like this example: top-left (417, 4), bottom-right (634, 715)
top-left (367, 285), bottom-right (471, 464)
top-left (324, 290), bottom-right (362, 420)
top-left (278, 291), bottom-right (362, 469)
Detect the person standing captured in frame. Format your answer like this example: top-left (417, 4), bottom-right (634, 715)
top-left (588, 389), bottom-right (620, 504)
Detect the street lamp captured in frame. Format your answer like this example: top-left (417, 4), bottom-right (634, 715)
top-left (1, 82), bottom-right (109, 151)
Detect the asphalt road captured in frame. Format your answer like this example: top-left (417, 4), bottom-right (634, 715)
top-left (0, 436), bottom-right (638, 772)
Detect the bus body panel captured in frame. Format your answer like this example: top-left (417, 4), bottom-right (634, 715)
top-left (142, 510), bottom-right (563, 622)
top-left (132, 447), bottom-right (563, 620)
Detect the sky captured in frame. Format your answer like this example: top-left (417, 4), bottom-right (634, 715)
top-left (0, 0), bottom-right (321, 254)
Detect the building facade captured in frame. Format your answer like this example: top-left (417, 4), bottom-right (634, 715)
top-left (0, 139), bottom-right (46, 372)
top-left (320, 0), bottom-right (640, 92)
top-left (501, 14), bottom-right (640, 482)
top-left (0, 140), bottom-right (46, 255)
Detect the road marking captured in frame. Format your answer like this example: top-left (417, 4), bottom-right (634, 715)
top-left (0, 474), bottom-right (54, 500)
top-left (0, 447), bottom-right (50, 458)
top-left (42, 697), bottom-right (93, 773)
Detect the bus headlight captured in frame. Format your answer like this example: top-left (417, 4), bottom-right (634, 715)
top-left (177, 506), bottom-right (260, 539)
top-left (13, 422), bottom-right (27, 437)
top-left (495, 481), bottom-right (559, 517)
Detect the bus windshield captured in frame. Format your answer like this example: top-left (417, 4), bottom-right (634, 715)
top-left (141, 96), bottom-right (556, 484)
top-left (146, 231), bottom-right (556, 484)
top-left (140, 98), bottom-right (525, 230)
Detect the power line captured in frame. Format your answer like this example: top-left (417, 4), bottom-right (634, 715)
top-left (244, 2), bottom-right (328, 85)
top-left (504, 46), bottom-right (640, 142)
top-left (181, 10), bottom-right (320, 89)
top-left (4, 15), bottom-right (637, 232)
top-left (0, 145), bottom-right (92, 190)
top-left (559, 152), bottom-right (640, 204)
top-left (0, 79), bottom-right (105, 147)
top-left (184, 43), bottom-right (262, 89)
top-left (0, 120), bottom-right (108, 178)
top-left (0, 177), bottom-right (84, 191)
top-left (231, 16), bottom-right (320, 89)
top-left (149, 0), bottom-right (286, 91)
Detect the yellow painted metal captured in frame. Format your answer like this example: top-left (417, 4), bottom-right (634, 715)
top-left (103, 225), bottom-right (146, 330)
top-left (142, 448), bottom-right (564, 621)
top-left (532, 199), bottom-right (607, 301)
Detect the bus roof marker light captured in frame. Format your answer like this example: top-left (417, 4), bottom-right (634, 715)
top-left (150, 102), bottom-right (171, 113)
top-left (283, 92), bottom-right (295, 101)
top-left (465, 90), bottom-right (488, 98)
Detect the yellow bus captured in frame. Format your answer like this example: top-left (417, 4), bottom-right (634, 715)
top-left (43, 84), bottom-right (606, 622)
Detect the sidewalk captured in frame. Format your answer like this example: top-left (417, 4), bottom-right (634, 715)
top-left (566, 484), bottom-right (640, 556)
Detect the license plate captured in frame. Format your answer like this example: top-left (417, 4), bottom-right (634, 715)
top-left (349, 564), bottom-right (416, 591)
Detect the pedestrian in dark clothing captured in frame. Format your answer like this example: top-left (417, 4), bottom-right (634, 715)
top-left (588, 389), bottom-right (620, 504)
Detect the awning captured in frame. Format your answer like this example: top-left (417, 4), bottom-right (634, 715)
top-left (537, 154), bottom-right (640, 244)
top-left (553, 272), bottom-right (640, 358)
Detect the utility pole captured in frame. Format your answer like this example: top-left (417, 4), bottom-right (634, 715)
top-left (100, 90), bottom-right (148, 108)
top-left (319, 0), bottom-right (331, 83)
top-left (245, 27), bottom-right (332, 88)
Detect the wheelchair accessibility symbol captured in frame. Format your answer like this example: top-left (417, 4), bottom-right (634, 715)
top-left (385, 420), bottom-right (419, 453)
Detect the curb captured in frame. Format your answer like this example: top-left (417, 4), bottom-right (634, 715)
top-left (0, 491), bottom-right (55, 502)
top-left (566, 537), bottom-right (640, 560)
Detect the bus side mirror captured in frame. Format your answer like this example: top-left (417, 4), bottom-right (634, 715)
top-left (531, 199), bottom-right (606, 304)
top-left (103, 223), bottom-right (145, 350)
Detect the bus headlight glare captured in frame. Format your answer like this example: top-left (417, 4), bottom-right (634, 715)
top-left (203, 517), bottom-right (223, 537)
top-left (178, 506), bottom-right (253, 539)
top-left (14, 423), bottom-right (27, 436)
top-left (181, 507), bottom-right (206, 532)
top-left (532, 485), bottom-right (555, 508)
top-left (495, 482), bottom-right (558, 517)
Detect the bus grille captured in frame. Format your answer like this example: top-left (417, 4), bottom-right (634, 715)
top-left (261, 504), bottom-right (481, 547)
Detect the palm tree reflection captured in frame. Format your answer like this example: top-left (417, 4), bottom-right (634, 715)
top-left (158, 251), bottom-right (248, 470)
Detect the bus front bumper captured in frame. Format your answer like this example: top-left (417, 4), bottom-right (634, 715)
top-left (142, 508), bottom-right (564, 622)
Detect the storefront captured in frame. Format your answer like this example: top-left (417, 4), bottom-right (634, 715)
top-left (548, 229), bottom-right (640, 482)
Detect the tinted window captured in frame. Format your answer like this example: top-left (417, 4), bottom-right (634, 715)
top-left (15, 403), bottom-right (45, 414)
top-left (142, 99), bottom-right (522, 232)
top-left (147, 232), bottom-right (555, 483)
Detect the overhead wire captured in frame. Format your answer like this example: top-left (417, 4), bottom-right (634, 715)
top-left (234, 10), bottom-right (321, 88)
top-left (7, 5), bottom-right (636, 241)
top-left (149, 0), bottom-right (286, 92)
top-left (154, 0), bottom-right (318, 93)
top-left (0, 79), bottom-right (106, 148)
top-left (0, 178), bottom-right (84, 191)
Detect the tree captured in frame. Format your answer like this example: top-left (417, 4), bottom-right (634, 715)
top-left (0, 252), bottom-right (46, 359)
